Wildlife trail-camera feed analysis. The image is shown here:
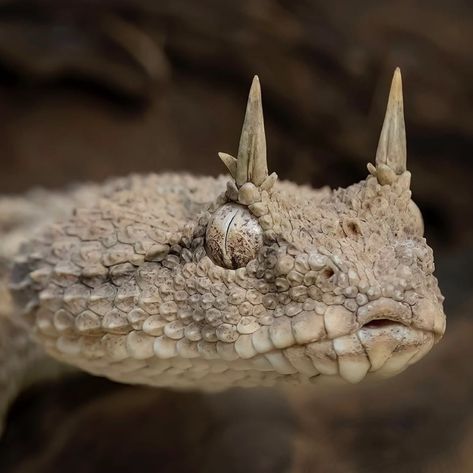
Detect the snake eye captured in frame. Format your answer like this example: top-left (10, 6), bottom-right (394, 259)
top-left (205, 203), bottom-right (263, 269)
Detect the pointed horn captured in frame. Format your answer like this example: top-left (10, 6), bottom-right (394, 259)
top-left (375, 67), bottom-right (407, 175)
top-left (236, 75), bottom-right (268, 187)
top-left (218, 152), bottom-right (237, 178)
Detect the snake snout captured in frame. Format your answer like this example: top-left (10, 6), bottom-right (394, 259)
top-left (355, 298), bottom-right (438, 380)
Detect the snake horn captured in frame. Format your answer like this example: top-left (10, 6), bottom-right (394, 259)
top-left (237, 75), bottom-right (268, 187)
top-left (219, 75), bottom-right (276, 190)
top-left (374, 68), bottom-right (407, 179)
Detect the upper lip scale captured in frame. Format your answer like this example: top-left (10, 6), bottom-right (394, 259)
top-left (356, 297), bottom-right (412, 329)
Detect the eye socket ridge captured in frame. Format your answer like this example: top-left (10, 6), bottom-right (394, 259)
top-left (205, 203), bottom-right (263, 269)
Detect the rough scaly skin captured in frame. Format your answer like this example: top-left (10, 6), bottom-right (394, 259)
top-left (3, 70), bottom-right (446, 400)
top-left (0, 190), bottom-right (92, 432)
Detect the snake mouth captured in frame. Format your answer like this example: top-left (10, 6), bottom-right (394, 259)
top-left (361, 318), bottom-right (406, 330)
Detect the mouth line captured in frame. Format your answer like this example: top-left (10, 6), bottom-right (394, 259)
top-left (360, 317), bottom-right (408, 330)
top-left (357, 318), bottom-right (437, 338)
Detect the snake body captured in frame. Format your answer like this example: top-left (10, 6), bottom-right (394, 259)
top-left (0, 71), bottom-right (446, 432)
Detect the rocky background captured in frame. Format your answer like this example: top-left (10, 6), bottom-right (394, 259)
top-left (0, 1), bottom-right (472, 472)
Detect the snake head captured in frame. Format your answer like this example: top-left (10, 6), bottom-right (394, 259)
top-left (10, 70), bottom-right (445, 389)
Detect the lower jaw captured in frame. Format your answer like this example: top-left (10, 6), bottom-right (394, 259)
top-left (299, 325), bottom-right (435, 384)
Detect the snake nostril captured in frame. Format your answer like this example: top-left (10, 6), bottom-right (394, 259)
top-left (320, 267), bottom-right (335, 280)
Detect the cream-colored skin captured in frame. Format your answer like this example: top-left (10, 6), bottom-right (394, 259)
top-left (0, 70), bottom-right (445, 430)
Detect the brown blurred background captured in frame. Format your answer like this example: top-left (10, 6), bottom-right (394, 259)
top-left (0, 1), bottom-right (472, 472)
